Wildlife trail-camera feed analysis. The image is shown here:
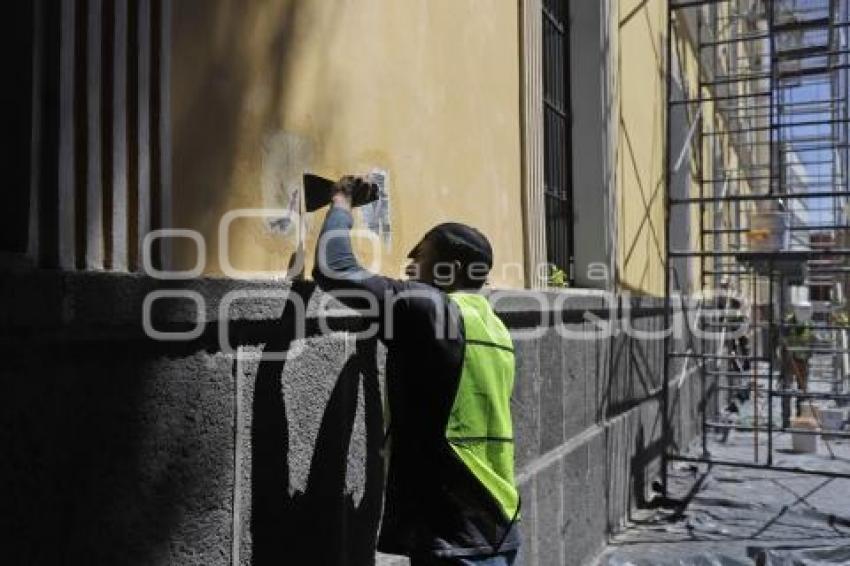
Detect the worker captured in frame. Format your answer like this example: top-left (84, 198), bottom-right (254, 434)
top-left (783, 311), bottom-right (812, 418)
top-left (313, 176), bottom-right (521, 565)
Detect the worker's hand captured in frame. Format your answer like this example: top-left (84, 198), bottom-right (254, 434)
top-left (331, 175), bottom-right (378, 211)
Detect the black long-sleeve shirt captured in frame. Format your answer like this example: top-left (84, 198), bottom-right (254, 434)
top-left (312, 206), bottom-right (520, 558)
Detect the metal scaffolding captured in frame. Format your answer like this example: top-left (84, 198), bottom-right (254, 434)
top-left (664, 0), bottom-right (850, 487)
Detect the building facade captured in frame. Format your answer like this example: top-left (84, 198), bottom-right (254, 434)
top-left (2, 0), bottom-right (691, 295)
top-left (1, 2), bottom-right (712, 566)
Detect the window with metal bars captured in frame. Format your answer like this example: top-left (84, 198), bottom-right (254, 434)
top-left (542, 0), bottom-right (574, 280)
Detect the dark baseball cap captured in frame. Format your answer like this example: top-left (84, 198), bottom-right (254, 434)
top-left (413, 222), bottom-right (494, 271)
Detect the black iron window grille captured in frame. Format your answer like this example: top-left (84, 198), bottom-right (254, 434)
top-left (542, 0), bottom-right (574, 280)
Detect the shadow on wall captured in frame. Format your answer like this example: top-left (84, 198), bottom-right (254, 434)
top-left (250, 282), bottom-right (385, 566)
top-left (172, 0), bottom-right (343, 272)
top-left (603, 311), bottom-right (669, 527)
top-left (0, 340), bottom-right (232, 564)
top-left (0, 279), bottom-right (386, 565)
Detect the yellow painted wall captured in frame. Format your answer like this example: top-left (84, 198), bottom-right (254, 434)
top-left (615, 0), bottom-right (668, 295)
top-left (614, 1), bottom-right (752, 296)
top-left (171, 0), bottom-right (525, 287)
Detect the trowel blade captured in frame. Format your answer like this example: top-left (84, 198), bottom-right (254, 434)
top-left (303, 173), bottom-right (336, 212)
top-left (303, 173), bottom-right (380, 212)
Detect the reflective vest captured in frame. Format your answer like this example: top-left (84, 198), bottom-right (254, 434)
top-left (446, 292), bottom-right (520, 523)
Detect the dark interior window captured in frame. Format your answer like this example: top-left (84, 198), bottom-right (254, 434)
top-left (542, 0), bottom-right (573, 278)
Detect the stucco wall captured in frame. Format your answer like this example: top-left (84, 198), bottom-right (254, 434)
top-left (612, 1), bottom-right (753, 296)
top-left (615, 0), bottom-right (669, 296)
top-left (2, 272), bottom-right (703, 566)
top-left (170, 0), bottom-right (525, 288)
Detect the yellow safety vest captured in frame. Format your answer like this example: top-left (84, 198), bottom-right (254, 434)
top-left (446, 292), bottom-right (520, 522)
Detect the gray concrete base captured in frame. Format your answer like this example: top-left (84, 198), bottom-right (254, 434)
top-left (1, 272), bottom-right (703, 565)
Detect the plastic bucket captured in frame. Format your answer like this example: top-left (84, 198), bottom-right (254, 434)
top-left (746, 211), bottom-right (790, 251)
top-left (790, 416), bottom-right (819, 453)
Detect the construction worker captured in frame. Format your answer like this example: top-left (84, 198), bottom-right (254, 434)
top-left (313, 176), bottom-right (521, 565)
top-left (783, 311), bottom-right (813, 418)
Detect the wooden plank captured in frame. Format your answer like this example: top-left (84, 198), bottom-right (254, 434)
top-left (58, 0), bottom-right (76, 270)
top-left (86, 0), bottom-right (104, 269)
top-left (137, 0), bottom-right (151, 270)
top-left (112, 0), bottom-right (128, 271)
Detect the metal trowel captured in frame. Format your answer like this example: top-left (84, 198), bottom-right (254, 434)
top-left (303, 173), bottom-right (380, 212)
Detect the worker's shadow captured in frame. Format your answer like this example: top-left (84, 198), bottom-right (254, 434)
top-left (250, 281), bottom-right (385, 566)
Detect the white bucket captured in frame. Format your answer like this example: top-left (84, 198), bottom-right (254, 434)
top-left (790, 416), bottom-right (819, 453)
top-left (746, 211), bottom-right (790, 252)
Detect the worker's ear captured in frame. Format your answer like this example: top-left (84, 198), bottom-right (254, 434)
top-left (453, 260), bottom-right (463, 286)
top-left (433, 260), bottom-right (457, 288)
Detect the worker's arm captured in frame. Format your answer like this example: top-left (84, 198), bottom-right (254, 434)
top-left (312, 186), bottom-right (411, 324)
top-left (313, 197), bottom-right (365, 282)
top-left (313, 177), bottom-right (454, 344)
